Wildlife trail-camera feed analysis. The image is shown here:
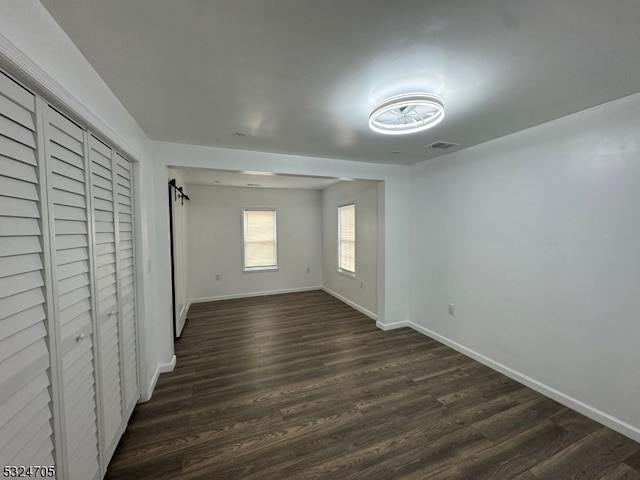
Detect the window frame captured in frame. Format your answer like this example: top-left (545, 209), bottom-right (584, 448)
top-left (337, 202), bottom-right (356, 277)
top-left (242, 207), bottom-right (278, 272)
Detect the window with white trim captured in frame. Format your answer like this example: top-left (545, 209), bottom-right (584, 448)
top-left (243, 208), bottom-right (277, 271)
top-left (338, 203), bottom-right (355, 274)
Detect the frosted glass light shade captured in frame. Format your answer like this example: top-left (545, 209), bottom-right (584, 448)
top-left (369, 93), bottom-right (445, 135)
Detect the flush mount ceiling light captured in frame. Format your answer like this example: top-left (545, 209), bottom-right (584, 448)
top-left (369, 93), bottom-right (445, 135)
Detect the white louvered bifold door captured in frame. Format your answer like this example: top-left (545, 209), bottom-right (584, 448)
top-left (89, 135), bottom-right (123, 463)
top-left (43, 106), bottom-right (100, 480)
top-left (0, 73), bottom-right (57, 474)
top-left (115, 153), bottom-right (138, 419)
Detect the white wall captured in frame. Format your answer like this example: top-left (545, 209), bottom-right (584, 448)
top-left (0, 1), bottom-right (173, 402)
top-left (408, 93), bottom-right (640, 442)
top-left (167, 169), bottom-right (189, 336)
top-left (322, 181), bottom-right (379, 318)
top-left (186, 185), bottom-right (323, 300)
top-left (153, 141), bottom-right (411, 328)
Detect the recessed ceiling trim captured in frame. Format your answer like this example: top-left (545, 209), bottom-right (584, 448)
top-left (369, 93), bottom-right (445, 135)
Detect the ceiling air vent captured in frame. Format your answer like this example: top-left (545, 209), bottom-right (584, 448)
top-left (426, 141), bottom-right (459, 150)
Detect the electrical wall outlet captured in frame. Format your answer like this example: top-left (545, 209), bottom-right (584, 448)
top-left (360, 281), bottom-right (364, 289)
top-left (215, 274), bottom-right (220, 281)
top-left (307, 267), bottom-right (311, 273)
top-left (448, 303), bottom-right (455, 316)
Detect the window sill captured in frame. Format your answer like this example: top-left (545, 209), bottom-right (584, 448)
top-left (338, 269), bottom-right (356, 279)
top-left (243, 266), bottom-right (279, 273)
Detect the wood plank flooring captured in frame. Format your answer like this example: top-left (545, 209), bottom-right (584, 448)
top-left (106, 290), bottom-right (640, 479)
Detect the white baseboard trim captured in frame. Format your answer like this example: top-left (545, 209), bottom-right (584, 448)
top-left (408, 321), bottom-right (640, 443)
top-left (191, 287), bottom-right (378, 322)
top-left (376, 319), bottom-right (409, 331)
top-left (139, 355), bottom-right (176, 403)
top-left (322, 287), bottom-right (377, 321)
top-left (190, 286), bottom-right (322, 304)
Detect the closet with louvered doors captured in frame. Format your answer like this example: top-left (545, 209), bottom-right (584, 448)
top-left (0, 68), bottom-right (140, 480)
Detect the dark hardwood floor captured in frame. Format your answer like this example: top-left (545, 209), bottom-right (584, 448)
top-left (106, 290), bottom-right (640, 479)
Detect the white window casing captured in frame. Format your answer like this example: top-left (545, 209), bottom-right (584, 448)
top-left (338, 203), bottom-right (356, 276)
top-left (242, 208), bottom-right (277, 271)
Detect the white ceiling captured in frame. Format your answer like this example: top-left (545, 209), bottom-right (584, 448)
top-left (41, 1), bottom-right (640, 166)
